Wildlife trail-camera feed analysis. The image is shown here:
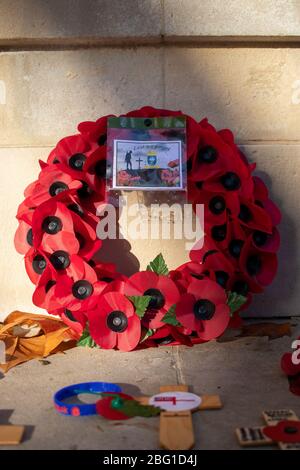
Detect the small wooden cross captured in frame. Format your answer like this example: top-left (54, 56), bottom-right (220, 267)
top-left (236, 409), bottom-right (300, 450)
top-left (0, 415), bottom-right (24, 446)
top-left (136, 384), bottom-right (222, 450)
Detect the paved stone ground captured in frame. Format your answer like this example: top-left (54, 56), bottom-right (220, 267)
top-left (1, 320), bottom-right (300, 450)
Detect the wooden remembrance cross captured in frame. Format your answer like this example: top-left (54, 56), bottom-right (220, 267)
top-left (236, 409), bottom-right (300, 450)
top-left (136, 384), bottom-right (222, 450)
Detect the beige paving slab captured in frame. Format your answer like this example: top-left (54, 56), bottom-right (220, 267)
top-left (164, 0), bottom-right (300, 39)
top-left (165, 47), bottom-right (300, 142)
top-left (0, 333), bottom-right (299, 449)
top-left (0, 49), bottom-right (164, 147)
top-left (0, 346), bottom-right (177, 450)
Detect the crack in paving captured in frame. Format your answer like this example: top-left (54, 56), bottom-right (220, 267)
top-left (171, 347), bottom-right (186, 385)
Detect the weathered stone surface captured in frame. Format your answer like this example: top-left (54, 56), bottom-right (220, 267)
top-left (165, 47), bottom-right (300, 142)
top-left (0, 1), bottom-right (299, 43)
top-left (1, 48), bottom-right (300, 146)
top-left (0, 147), bottom-right (47, 318)
top-left (0, 330), bottom-right (299, 449)
top-left (0, 49), bottom-right (164, 147)
top-left (164, 0), bottom-right (300, 38)
top-left (1, 145), bottom-right (299, 319)
top-left (0, 0), bottom-right (162, 41)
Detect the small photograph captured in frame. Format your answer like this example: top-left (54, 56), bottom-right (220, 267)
top-left (113, 140), bottom-right (183, 190)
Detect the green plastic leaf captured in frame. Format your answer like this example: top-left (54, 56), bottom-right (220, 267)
top-left (140, 328), bottom-right (155, 342)
top-left (162, 304), bottom-right (182, 327)
top-left (127, 295), bottom-right (152, 318)
top-left (77, 327), bottom-right (98, 348)
top-left (113, 399), bottom-right (161, 418)
top-left (227, 291), bottom-right (247, 316)
top-left (146, 253), bottom-right (169, 276)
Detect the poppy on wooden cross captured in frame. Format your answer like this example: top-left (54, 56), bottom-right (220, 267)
top-left (135, 384), bottom-right (222, 450)
top-left (236, 409), bottom-right (300, 450)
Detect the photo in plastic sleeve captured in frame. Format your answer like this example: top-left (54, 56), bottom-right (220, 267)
top-left (112, 139), bottom-right (183, 190)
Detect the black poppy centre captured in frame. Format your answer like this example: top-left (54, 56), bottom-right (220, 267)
top-left (72, 280), bottom-right (93, 299)
top-left (193, 299), bottom-right (216, 320)
top-left (209, 196), bottom-right (226, 215)
top-left (211, 224), bottom-right (227, 242)
top-left (106, 310), bottom-right (128, 333)
top-left (42, 216), bottom-right (62, 234)
top-left (253, 230), bottom-right (268, 247)
top-left (49, 181), bottom-right (69, 197)
top-left (32, 254), bottom-right (47, 274)
top-left (198, 145), bottom-right (218, 164)
top-left (215, 270), bottom-right (229, 288)
top-left (49, 250), bottom-right (70, 270)
top-left (144, 288), bottom-right (165, 310)
top-left (221, 172), bottom-right (241, 191)
top-left (239, 204), bottom-right (252, 223)
top-left (26, 228), bottom-right (33, 246)
top-left (229, 239), bottom-right (244, 258)
top-left (69, 153), bottom-right (86, 171)
top-left (246, 255), bottom-right (262, 276)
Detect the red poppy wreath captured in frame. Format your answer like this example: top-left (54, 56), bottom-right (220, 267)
top-left (14, 106), bottom-right (281, 352)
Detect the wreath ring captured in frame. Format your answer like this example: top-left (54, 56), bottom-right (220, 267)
top-left (14, 107), bottom-right (281, 351)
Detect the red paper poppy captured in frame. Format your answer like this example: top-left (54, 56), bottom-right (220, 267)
top-left (16, 198), bottom-right (35, 223)
top-left (190, 125), bottom-right (245, 183)
top-left (69, 209), bottom-right (101, 260)
top-left (32, 265), bottom-right (59, 311)
top-left (24, 247), bottom-right (48, 284)
top-left (54, 255), bottom-right (106, 312)
top-left (189, 235), bottom-right (219, 263)
top-left (189, 186), bottom-right (240, 228)
top-left (202, 153), bottom-right (253, 200)
top-left (96, 392), bottom-right (134, 420)
top-left (78, 115), bottom-right (111, 144)
top-left (236, 197), bottom-right (273, 234)
top-left (66, 194), bottom-right (100, 228)
top-left (176, 278), bottom-right (230, 340)
top-left (88, 292), bottom-right (141, 351)
top-left (202, 251), bottom-right (235, 289)
top-left (31, 199), bottom-right (79, 254)
top-left (263, 420), bottom-right (300, 443)
top-left (60, 308), bottom-right (87, 337)
top-left (14, 219), bottom-right (33, 255)
top-left (170, 261), bottom-right (206, 292)
top-left (251, 227), bottom-right (280, 253)
top-left (124, 271), bottom-right (180, 329)
top-left (253, 176), bottom-right (281, 226)
top-left (239, 237), bottom-right (278, 288)
top-left (281, 351), bottom-right (300, 377)
top-left (288, 374), bottom-right (300, 396)
top-left (23, 163), bottom-right (83, 208)
top-left (47, 134), bottom-right (93, 169)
